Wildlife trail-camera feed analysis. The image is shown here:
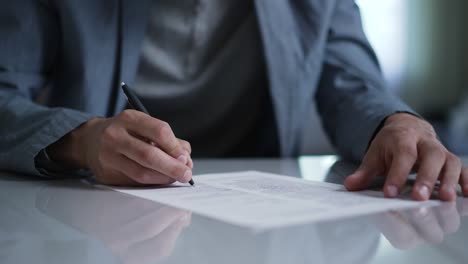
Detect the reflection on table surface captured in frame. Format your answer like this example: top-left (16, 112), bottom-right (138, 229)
top-left (0, 156), bottom-right (468, 264)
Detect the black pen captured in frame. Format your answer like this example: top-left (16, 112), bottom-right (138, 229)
top-left (121, 82), bottom-right (195, 186)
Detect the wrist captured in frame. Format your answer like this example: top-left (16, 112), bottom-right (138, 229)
top-left (384, 112), bottom-right (422, 126)
top-left (47, 117), bottom-right (104, 169)
top-left (383, 112), bottom-right (437, 138)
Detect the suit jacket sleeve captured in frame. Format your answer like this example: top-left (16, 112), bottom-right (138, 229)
top-left (315, 0), bottom-right (416, 162)
top-left (0, 1), bottom-right (93, 177)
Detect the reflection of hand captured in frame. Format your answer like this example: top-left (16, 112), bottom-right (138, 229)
top-left (104, 205), bottom-right (191, 264)
top-left (372, 199), bottom-right (468, 249)
top-left (36, 185), bottom-right (191, 263)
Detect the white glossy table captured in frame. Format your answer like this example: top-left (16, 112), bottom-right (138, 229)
top-left (1, 156), bottom-right (467, 264)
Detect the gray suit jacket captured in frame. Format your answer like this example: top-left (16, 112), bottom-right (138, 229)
top-left (0, 0), bottom-right (414, 176)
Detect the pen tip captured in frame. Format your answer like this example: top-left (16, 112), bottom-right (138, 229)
top-left (189, 179), bottom-right (195, 186)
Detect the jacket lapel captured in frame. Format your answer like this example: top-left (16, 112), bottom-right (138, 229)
top-left (254, 0), bottom-right (331, 156)
top-left (112, 0), bottom-right (330, 156)
top-left (112, 0), bottom-right (153, 115)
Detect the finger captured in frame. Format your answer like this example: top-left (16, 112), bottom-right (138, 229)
top-left (123, 207), bottom-right (188, 245)
top-left (187, 156), bottom-right (194, 169)
top-left (95, 169), bottom-right (141, 186)
top-left (113, 154), bottom-right (176, 185)
top-left (384, 148), bottom-right (417, 198)
top-left (344, 153), bottom-right (381, 191)
top-left (411, 207), bottom-right (444, 244)
top-left (457, 195), bottom-right (468, 216)
top-left (151, 213), bottom-right (191, 254)
top-left (460, 167), bottom-right (468, 197)
top-left (118, 110), bottom-right (186, 158)
top-left (413, 141), bottom-right (446, 201)
top-left (116, 208), bottom-right (189, 264)
top-left (177, 139), bottom-right (193, 169)
top-left (116, 134), bottom-right (192, 183)
top-left (344, 167), bottom-right (377, 191)
top-left (178, 139), bottom-right (191, 155)
top-left (435, 202), bottom-right (460, 234)
top-left (123, 212), bottom-right (191, 263)
top-left (372, 211), bottom-right (422, 249)
top-left (438, 154), bottom-right (462, 201)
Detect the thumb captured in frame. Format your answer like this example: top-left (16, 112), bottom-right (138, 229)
top-left (345, 163), bottom-right (378, 191)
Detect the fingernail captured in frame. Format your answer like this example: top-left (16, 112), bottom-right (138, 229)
top-left (177, 155), bottom-right (187, 164)
top-left (182, 170), bottom-right (192, 183)
top-left (418, 185), bottom-right (430, 200)
top-left (442, 184), bottom-right (456, 197)
top-left (386, 185), bottom-right (399, 197)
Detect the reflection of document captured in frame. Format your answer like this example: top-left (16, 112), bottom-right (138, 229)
top-left (106, 171), bottom-right (439, 230)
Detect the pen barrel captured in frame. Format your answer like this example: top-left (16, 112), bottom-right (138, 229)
top-left (121, 83), bottom-right (150, 115)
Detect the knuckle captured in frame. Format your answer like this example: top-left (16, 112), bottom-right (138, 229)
top-left (157, 121), bottom-right (171, 135)
top-left (101, 125), bottom-right (120, 142)
top-left (405, 127), bottom-right (418, 136)
top-left (168, 165), bottom-right (184, 179)
top-left (181, 140), bottom-right (191, 152)
top-left (431, 145), bottom-right (446, 158)
top-left (391, 126), bottom-right (417, 139)
top-left (446, 153), bottom-right (462, 167)
top-left (157, 122), bottom-right (174, 142)
top-left (137, 173), bottom-right (153, 184)
top-left (118, 109), bottom-right (137, 122)
top-left (138, 148), bottom-right (156, 165)
top-left (396, 142), bottom-right (417, 159)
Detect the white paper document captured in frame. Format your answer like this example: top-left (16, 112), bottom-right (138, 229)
top-left (107, 171), bottom-right (439, 230)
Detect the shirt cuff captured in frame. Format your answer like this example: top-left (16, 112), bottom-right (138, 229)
top-left (34, 148), bottom-right (93, 178)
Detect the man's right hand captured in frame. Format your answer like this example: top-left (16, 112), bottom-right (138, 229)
top-left (47, 110), bottom-right (193, 186)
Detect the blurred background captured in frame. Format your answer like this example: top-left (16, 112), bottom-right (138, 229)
top-left (302, 0), bottom-right (468, 156)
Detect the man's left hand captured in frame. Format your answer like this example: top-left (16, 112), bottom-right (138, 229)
top-left (345, 113), bottom-right (468, 201)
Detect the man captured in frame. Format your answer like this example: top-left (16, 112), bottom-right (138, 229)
top-left (0, 0), bottom-right (466, 201)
